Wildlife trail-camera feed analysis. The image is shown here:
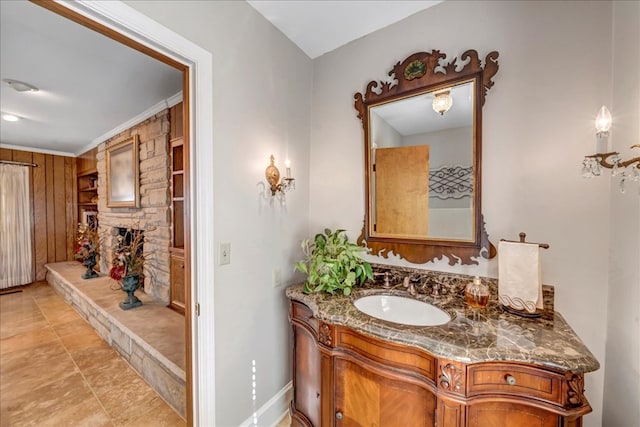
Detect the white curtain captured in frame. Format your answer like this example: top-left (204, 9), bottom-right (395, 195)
top-left (0, 164), bottom-right (33, 288)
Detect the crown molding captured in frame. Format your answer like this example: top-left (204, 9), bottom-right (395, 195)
top-left (74, 91), bottom-right (183, 156)
top-left (0, 142), bottom-right (75, 158)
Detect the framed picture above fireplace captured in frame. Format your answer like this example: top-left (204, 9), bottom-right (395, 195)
top-left (106, 135), bottom-right (140, 208)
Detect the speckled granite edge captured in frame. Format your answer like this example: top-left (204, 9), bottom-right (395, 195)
top-left (287, 268), bottom-right (599, 374)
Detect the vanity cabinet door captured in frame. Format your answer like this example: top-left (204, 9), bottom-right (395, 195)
top-left (334, 357), bottom-right (436, 427)
top-left (467, 402), bottom-right (559, 427)
top-left (292, 322), bottom-right (322, 427)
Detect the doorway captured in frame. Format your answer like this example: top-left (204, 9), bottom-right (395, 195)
top-left (30, 1), bottom-right (215, 424)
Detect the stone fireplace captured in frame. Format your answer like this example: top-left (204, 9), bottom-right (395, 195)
top-left (97, 109), bottom-right (172, 304)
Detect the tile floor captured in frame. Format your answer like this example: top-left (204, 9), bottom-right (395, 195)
top-left (46, 262), bottom-right (186, 417)
top-left (0, 282), bottom-right (185, 427)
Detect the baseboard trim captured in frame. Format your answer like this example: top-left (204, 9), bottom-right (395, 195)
top-left (239, 381), bottom-right (292, 427)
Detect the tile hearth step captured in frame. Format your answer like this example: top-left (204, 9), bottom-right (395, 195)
top-left (45, 262), bottom-right (186, 418)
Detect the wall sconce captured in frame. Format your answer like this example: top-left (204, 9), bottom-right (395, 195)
top-left (432, 89), bottom-right (453, 115)
top-left (582, 106), bottom-right (640, 193)
top-left (265, 154), bottom-right (295, 196)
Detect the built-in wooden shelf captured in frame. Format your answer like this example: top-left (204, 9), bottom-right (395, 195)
top-left (76, 153), bottom-right (98, 229)
top-left (169, 102), bottom-right (186, 315)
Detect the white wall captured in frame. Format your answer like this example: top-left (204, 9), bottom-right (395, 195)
top-left (403, 126), bottom-right (472, 169)
top-left (371, 110), bottom-right (402, 148)
top-left (603, 2), bottom-right (640, 425)
top-left (310, 2), bottom-right (613, 425)
top-left (125, 1), bottom-right (312, 425)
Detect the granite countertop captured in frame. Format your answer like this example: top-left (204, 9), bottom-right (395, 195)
top-left (286, 279), bottom-right (600, 374)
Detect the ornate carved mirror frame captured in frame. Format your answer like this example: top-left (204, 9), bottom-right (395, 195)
top-left (354, 49), bottom-right (499, 265)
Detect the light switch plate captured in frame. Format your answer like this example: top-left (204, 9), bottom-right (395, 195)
top-left (218, 242), bottom-right (231, 265)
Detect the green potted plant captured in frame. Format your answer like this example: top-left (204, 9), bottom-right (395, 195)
top-left (295, 228), bottom-right (373, 295)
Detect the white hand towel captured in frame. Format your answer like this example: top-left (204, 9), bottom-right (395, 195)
top-left (498, 241), bottom-right (543, 313)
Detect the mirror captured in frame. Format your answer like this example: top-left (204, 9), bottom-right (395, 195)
top-left (370, 80), bottom-right (475, 241)
top-left (354, 50), bottom-right (499, 265)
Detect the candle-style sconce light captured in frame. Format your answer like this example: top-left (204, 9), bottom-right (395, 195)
top-left (265, 154), bottom-right (295, 196)
top-left (582, 106), bottom-right (640, 193)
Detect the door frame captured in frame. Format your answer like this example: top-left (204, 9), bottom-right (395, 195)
top-left (36, 1), bottom-right (216, 424)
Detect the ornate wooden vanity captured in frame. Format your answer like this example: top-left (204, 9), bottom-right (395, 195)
top-left (287, 277), bottom-right (598, 427)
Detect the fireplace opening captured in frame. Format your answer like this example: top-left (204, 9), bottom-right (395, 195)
top-left (116, 227), bottom-right (144, 254)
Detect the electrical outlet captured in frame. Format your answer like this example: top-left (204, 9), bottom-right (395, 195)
top-left (218, 242), bottom-right (231, 265)
top-left (272, 268), bottom-right (282, 288)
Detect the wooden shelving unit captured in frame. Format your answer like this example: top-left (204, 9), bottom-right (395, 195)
top-left (76, 147), bottom-right (99, 229)
top-left (169, 102), bottom-right (186, 315)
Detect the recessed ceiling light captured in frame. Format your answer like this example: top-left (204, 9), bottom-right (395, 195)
top-left (2, 114), bottom-right (20, 122)
top-left (3, 79), bottom-right (39, 93)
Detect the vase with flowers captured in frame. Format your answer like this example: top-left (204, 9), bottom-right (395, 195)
top-left (110, 227), bottom-right (148, 310)
top-left (75, 223), bottom-right (101, 279)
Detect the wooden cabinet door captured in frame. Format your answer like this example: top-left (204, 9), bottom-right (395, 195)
top-left (293, 323), bottom-right (321, 427)
top-left (334, 357), bottom-right (435, 427)
top-left (169, 252), bottom-right (185, 314)
top-left (467, 402), bottom-right (560, 427)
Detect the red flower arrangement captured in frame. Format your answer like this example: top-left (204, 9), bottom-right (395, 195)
top-left (74, 223), bottom-right (100, 262)
top-left (109, 228), bottom-right (148, 282)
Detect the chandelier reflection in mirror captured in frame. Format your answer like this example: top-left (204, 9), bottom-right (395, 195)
top-left (581, 106), bottom-right (640, 193)
top-left (432, 89), bottom-right (453, 115)
top-left (265, 154), bottom-right (295, 196)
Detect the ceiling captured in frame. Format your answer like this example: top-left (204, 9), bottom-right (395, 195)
top-left (0, 0), bottom-right (442, 157)
top-left (0, 1), bottom-right (182, 156)
top-left (247, 0), bottom-right (443, 59)
top-left (373, 81), bottom-right (474, 136)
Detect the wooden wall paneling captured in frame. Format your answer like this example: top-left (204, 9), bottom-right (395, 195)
top-left (0, 148), bottom-right (12, 161)
top-left (33, 153), bottom-right (48, 280)
top-left (11, 150), bottom-right (36, 279)
top-left (64, 157), bottom-right (76, 260)
top-left (53, 155), bottom-right (67, 261)
top-left (45, 155), bottom-right (56, 263)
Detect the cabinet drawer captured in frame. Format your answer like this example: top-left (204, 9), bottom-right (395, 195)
top-left (291, 301), bottom-right (318, 335)
top-left (468, 364), bottom-right (563, 404)
top-left (337, 327), bottom-right (436, 381)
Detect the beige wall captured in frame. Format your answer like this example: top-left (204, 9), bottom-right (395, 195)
top-left (603, 1), bottom-right (640, 425)
top-left (124, 1), bottom-right (313, 425)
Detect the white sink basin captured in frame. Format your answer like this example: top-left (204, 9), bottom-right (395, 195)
top-left (354, 295), bottom-right (451, 326)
